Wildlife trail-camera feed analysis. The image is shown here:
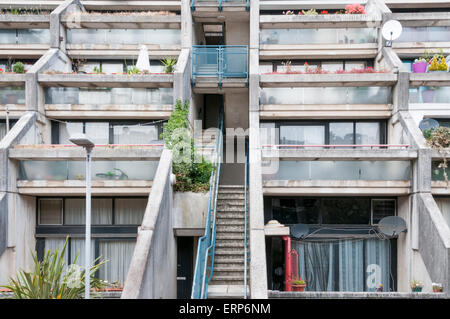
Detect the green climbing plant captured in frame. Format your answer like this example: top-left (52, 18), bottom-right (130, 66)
top-left (163, 99), bottom-right (213, 192)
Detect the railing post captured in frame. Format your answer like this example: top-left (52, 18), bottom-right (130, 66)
top-left (218, 46), bottom-right (223, 88)
top-left (282, 236), bottom-right (292, 291)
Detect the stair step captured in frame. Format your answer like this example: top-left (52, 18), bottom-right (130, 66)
top-left (216, 225), bottom-right (247, 232)
top-left (214, 265), bottom-right (248, 272)
top-left (216, 212), bottom-right (245, 219)
top-left (217, 199), bottom-right (246, 205)
top-left (217, 194), bottom-right (246, 200)
top-left (216, 233), bottom-right (248, 240)
top-left (214, 258), bottom-right (245, 264)
top-left (207, 285), bottom-right (248, 299)
top-left (216, 241), bottom-right (246, 248)
top-left (215, 248), bottom-right (245, 256)
top-left (217, 219), bottom-right (245, 226)
top-left (210, 275), bottom-right (248, 283)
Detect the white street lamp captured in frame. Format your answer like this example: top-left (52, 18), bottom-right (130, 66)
top-left (69, 133), bottom-right (95, 299)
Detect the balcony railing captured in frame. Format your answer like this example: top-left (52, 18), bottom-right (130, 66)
top-left (396, 26), bottom-right (450, 43)
top-left (260, 87), bottom-right (392, 105)
top-left (45, 87), bottom-right (173, 105)
top-left (260, 28), bottom-right (377, 45)
top-left (409, 86), bottom-right (450, 104)
top-left (66, 28), bottom-right (180, 45)
top-left (0, 86), bottom-right (25, 104)
top-left (19, 160), bottom-right (159, 181)
top-left (192, 45), bottom-right (248, 87)
top-left (0, 29), bottom-right (50, 44)
top-left (262, 160), bottom-right (412, 181)
top-left (191, 0), bottom-right (249, 12)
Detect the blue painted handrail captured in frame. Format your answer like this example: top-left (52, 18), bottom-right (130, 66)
top-left (191, 105), bottom-right (224, 299)
top-left (192, 45), bottom-right (248, 87)
top-left (244, 140), bottom-right (249, 298)
top-left (191, 0), bottom-right (250, 12)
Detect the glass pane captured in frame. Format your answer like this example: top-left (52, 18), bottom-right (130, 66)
top-left (64, 198), bottom-right (113, 225)
top-left (17, 29), bottom-right (50, 44)
top-left (114, 198), bottom-right (147, 225)
top-left (44, 238), bottom-right (69, 265)
top-left (70, 238), bottom-right (95, 267)
top-left (39, 199), bottom-right (63, 225)
top-left (0, 87), bottom-right (26, 104)
top-left (272, 198), bottom-right (320, 225)
top-left (113, 125), bottom-right (159, 144)
top-left (67, 29), bottom-right (180, 45)
top-left (280, 125), bottom-right (325, 147)
top-left (0, 29), bottom-right (17, 44)
top-left (98, 240), bottom-right (136, 286)
top-left (397, 26), bottom-right (450, 42)
top-left (322, 198), bottom-right (371, 224)
top-left (372, 200), bottom-right (396, 224)
top-left (355, 122), bottom-right (380, 145)
top-left (85, 122), bottom-right (109, 144)
top-left (330, 123), bottom-right (354, 145)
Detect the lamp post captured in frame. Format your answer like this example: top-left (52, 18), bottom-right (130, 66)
top-left (69, 133), bottom-right (95, 299)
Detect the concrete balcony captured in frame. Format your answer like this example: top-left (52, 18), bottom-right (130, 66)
top-left (61, 13), bottom-right (181, 29)
top-left (10, 144), bottom-right (163, 196)
top-left (37, 73), bottom-right (173, 88)
top-left (0, 14), bottom-right (50, 28)
top-left (191, 0), bottom-right (249, 23)
top-left (0, 76), bottom-right (26, 119)
top-left (80, 1), bottom-right (181, 11)
top-left (260, 13), bottom-right (382, 29)
top-left (409, 72), bottom-right (450, 87)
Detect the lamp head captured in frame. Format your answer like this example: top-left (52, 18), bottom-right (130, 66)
top-left (69, 133), bottom-right (95, 149)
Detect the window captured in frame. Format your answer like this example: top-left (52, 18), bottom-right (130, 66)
top-left (269, 197), bottom-right (396, 226)
top-left (39, 199), bottom-right (63, 225)
top-left (52, 120), bottom-right (163, 145)
top-left (264, 120), bottom-right (386, 146)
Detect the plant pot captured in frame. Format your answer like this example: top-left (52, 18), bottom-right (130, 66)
top-left (432, 287), bottom-right (443, 293)
top-left (412, 287), bottom-right (423, 292)
top-left (412, 62), bottom-right (427, 73)
top-left (292, 284), bottom-right (306, 292)
top-left (422, 89), bottom-right (435, 103)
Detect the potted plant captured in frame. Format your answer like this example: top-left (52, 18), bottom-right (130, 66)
top-left (12, 62), bottom-right (25, 74)
top-left (412, 57), bottom-right (427, 73)
top-left (411, 279), bottom-right (424, 292)
top-left (291, 279), bottom-right (306, 292)
top-left (161, 57), bottom-right (177, 74)
top-left (428, 55), bottom-right (448, 73)
top-left (432, 283), bottom-right (443, 293)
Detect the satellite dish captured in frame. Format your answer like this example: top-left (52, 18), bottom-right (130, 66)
top-left (290, 223), bottom-right (309, 239)
top-left (382, 20), bottom-right (403, 41)
top-left (378, 216), bottom-right (407, 237)
top-left (419, 118), bottom-right (440, 132)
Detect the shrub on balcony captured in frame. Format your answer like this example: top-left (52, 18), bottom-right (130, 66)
top-left (12, 62), bottom-right (25, 74)
top-left (163, 99), bottom-right (213, 192)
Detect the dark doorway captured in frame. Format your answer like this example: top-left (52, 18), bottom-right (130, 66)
top-left (177, 236), bottom-right (194, 299)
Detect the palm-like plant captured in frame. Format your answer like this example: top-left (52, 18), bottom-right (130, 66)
top-left (1, 237), bottom-right (108, 299)
top-left (161, 57), bottom-right (177, 73)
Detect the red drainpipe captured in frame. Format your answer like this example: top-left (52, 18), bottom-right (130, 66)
top-left (282, 235), bottom-right (291, 291)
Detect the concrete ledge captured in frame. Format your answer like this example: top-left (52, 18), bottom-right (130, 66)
top-left (263, 180), bottom-right (411, 196)
top-left (393, 42), bottom-right (450, 58)
top-left (192, 8), bottom-right (249, 23)
top-left (410, 73), bottom-right (450, 87)
top-left (80, 1), bottom-right (181, 11)
top-left (386, 0), bottom-right (450, 9)
top-left (264, 226), bottom-right (289, 236)
top-left (61, 14), bottom-right (181, 29)
top-left (0, 105), bottom-right (26, 119)
top-left (260, 43), bottom-right (378, 60)
top-left (37, 73), bottom-right (173, 88)
top-left (260, 104), bottom-right (392, 119)
top-left (9, 145), bottom-right (163, 160)
top-left (44, 104), bottom-right (172, 119)
top-left (0, 44), bottom-right (49, 59)
top-left (260, 14), bottom-right (381, 29)
top-left (17, 180), bottom-right (153, 196)
top-left (260, 1), bottom-right (370, 10)
top-left (0, 14), bottom-right (50, 28)
top-left (391, 12), bottom-right (450, 27)
top-left (260, 73), bottom-right (397, 87)
top-left (262, 149), bottom-right (417, 161)
top-left (0, 74), bottom-right (26, 87)
top-left (431, 181), bottom-right (450, 195)
top-left (268, 291), bottom-right (448, 299)
top-left (66, 44), bottom-right (180, 59)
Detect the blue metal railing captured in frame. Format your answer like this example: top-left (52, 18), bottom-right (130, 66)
top-left (192, 45), bottom-right (248, 87)
top-left (191, 0), bottom-right (250, 12)
top-left (243, 140), bottom-right (249, 298)
top-left (191, 106), bottom-right (224, 299)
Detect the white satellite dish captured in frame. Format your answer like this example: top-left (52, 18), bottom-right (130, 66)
top-left (381, 20), bottom-right (402, 47)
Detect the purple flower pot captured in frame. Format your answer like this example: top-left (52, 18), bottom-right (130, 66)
top-left (412, 62), bottom-right (427, 73)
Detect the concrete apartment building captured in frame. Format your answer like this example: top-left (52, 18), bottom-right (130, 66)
top-left (0, 0), bottom-right (449, 299)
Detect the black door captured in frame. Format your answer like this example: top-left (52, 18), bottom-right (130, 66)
top-left (177, 237), bottom-right (194, 299)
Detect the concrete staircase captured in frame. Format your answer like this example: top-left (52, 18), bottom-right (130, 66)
top-left (208, 185), bottom-right (249, 298)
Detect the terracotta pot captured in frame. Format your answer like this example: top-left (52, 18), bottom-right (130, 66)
top-left (292, 284), bottom-right (306, 292)
top-left (412, 62), bottom-right (427, 73)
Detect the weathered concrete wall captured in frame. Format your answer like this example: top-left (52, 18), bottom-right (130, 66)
top-left (417, 193), bottom-right (450, 295)
top-left (173, 191), bottom-right (209, 236)
top-left (121, 149), bottom-right (177, 299)
top-left (396, 195), bottom-right (411, 292)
